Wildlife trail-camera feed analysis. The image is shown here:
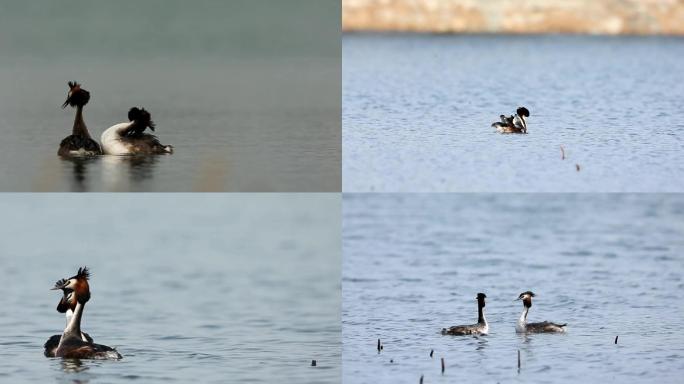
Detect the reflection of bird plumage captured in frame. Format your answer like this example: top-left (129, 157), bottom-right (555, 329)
top-left (58, 82), bottom-right (102, 157)
top-left (515, 291), bottom-right (566, 333)
top-left (101, 107), bottom-right (173, 155)
top-left (441, 293), bottom-right (489, 336)
top-left (44, 267), bottom-right (122, 359)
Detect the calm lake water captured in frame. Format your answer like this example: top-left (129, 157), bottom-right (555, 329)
top-left (0, 1), bottom-right (340, 191)
top-left (343, 34), bottom-right (684, 192)
top-left (343, 194), bottom-right (684, 383)
top-left (0, 194), bottom-right (340, 383)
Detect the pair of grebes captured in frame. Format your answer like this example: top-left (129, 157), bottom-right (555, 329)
top-left (59, 81), bottom-right (173, 157)
top-left (44, 267), bottom-right (122, 360)
top-left (441, 292), bottom-right (566, 336)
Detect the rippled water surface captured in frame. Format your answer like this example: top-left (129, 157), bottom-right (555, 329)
top-left (343, 194), bottom-right (684, 383)
top-left (0, 1), bottom-right (340, 191)
top-left (343, 34), bottom-right (684, 192)
top-left (0, 194), bottom-right (340, 383)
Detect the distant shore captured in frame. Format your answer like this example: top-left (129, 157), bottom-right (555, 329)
top-left (343, 0), bottom-right (684, 35)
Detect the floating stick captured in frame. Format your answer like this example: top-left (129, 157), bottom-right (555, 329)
top-left (441, 357), bottom-right (445, 374)
top-left (560, 145), bottom-right (566, 160)
top-left (419, 375), bottom-right (424, 384)
top-left (518, 349), bottom-right (521, 371)
top-left (430, 349), bottom-right (434, 358)
top-left (615, 335), bottom-right (619, 344)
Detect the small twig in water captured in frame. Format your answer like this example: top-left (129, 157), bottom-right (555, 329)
top-left (419, 375), bottom-right (424, 384)
top-left (615, 335), bottom-right (619, 344)
top-left (518, 349), bottom-right (521, 371)
top-left (441, 357), bottom-right (445, 374)
top-left (560, 145), bottom-right (566, 160)
top-left (430, 349), bottom-right (434, 358)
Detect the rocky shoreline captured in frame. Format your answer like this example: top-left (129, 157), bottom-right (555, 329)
top-left (343, 0), bottom-right (684, 35)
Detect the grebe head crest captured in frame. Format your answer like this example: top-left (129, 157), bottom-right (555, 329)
top-left (516, 107), bottom-right (530, 117)
top-left (52, 267), bottom-right (91, 305)
top-left (62, 81), bottom-right (90, 109)
top-left (476, 292), bottom-right (486, 307)
top-left (128, 107), bottom-right (156, 131)
top-left (516, 291), bottom-right (535, 307)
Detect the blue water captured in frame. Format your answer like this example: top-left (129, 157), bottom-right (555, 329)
top-left (343, 34), bottom-right (684, 192)
top-left (0, 194), bottom-right (340, 383)
top-left (0, 1), bottom-right (340, 192)
top-left (343, 194), bottom-right (684, 383)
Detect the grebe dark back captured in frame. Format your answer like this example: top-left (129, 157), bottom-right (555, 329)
top-left (101, 107), bottom-right (173, 155)
top-left (441, 293), bottom-right (489, 336)
top-left (515, 291), bottom-right (566, 333)
top-left (58, 81), bottom-right (102, 157)
top-left (44, 267), bottom-right (122, 359)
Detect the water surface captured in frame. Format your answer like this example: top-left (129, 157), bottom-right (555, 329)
top-left (0, 194), bottom-right (340, 383)
top-left (343, 194), bottom-right (684, 383)
top-left (343, 34), bottom-right (684, 192)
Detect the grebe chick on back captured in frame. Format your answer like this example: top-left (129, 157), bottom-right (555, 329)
top-left (58, 81), bottom-right (102, 157)
top-left (44, 267), bottom-right (122, 360)
top-left (515, 291), bottom-right (566, 333)
top-left (441, 293), bottom-right (489, 336)
top-left (492, 107), bottom-right (530, 134)
top-left (101, 107), bottom-right (173, 155)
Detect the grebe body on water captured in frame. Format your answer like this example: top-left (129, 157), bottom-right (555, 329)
top-left (492, 107), bottom-right (530, 134)
top-left (101, 107), bottom-right (173, 155)
top-left (515, 291), bottom-right (566, 333)
top-left (441, 293), bottom-right (489, 336)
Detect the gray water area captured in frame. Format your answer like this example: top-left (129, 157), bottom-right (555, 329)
top-left (343, 194), bottom-right (684, 383)
top-left (343, 34), bottom-right (684, 192)
top-left (0, 1), bottom-right (340, 191)
top-left (0, 194), bottom-right (340, 383)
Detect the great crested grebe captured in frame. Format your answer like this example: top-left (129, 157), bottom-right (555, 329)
top-left (44, 274), bottom-right (94, 354)
top-left (58, 81), bottom-right (102, 157)
top-left (44, 267), bottom-right (122, 359)
top-left (492, 107), bottom-right (530, 134)
top-left (101, 107), bottom-right (173, 155)
top-left (441, 293), bottom-right (489, 336)
top-left (515, 291), bottom-right (566, 333)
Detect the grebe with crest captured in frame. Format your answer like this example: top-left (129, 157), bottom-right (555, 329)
top-left (441, 293), bottom-right (489, 336)
top-left (515, 291), bottom-right (566, 333)
top-left (492, 107), bottom-right (530, 134)
top-left (101, 107), bottom-right (173, 155)
top-left (44, 267), bottom-right (122, 359)
top-left (58, 81), bottom-right (102, 157)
